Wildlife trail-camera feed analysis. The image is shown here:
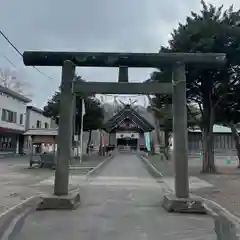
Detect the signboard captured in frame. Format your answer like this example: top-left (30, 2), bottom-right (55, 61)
top-left (116, 119), bottom-right (140, 129)
top-left (32, 135), bottom-right (55, 144)
top-left (118, 122), bottom-right (137, 129)
top-left (116, 132), bottom-right (139, 139)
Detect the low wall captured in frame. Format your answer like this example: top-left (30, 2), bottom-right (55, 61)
top-left (204, 203), bottom-right (240, 239)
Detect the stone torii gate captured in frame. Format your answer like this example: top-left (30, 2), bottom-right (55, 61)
top-left (23, 51), bottom-right (225, 211)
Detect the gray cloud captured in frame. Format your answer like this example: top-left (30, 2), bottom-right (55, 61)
top-left (0, 0), bottom-right (239, 107)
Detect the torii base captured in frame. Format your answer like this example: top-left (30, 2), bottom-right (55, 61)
top-left (37, 193), bottom-right (80, 210)
top-left (162, 193), bottom-right (206, 214)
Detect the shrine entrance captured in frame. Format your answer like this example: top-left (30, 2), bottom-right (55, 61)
top-left (23, 50), bottom-right (225, 212)
top-left (117, 138), bottom-right (137, 148)
top-left (117, 134), bottom-right (138, 149)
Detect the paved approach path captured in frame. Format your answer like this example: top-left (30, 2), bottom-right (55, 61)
top-left (13, 154), bottom-right (215, 240)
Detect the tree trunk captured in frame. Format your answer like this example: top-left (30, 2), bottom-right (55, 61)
top-left (164, 129), bottom-right (170, 160)
top-left (150, 141), bottom-right (155, 154)
top-left (201, 107), bottom-right (216, 173)
top-left (200, 81), bottom-right (217, 173)
top-left (86, 130), bottom-right (92, 154)
top-left (154, 115), bottom-right (170, 160)
top-left (164, 130), bottom-right (170, 148)
top-left (229, 122), bottom-right (240, 167)
top-left (76, 121), bottom-right (81, 157)
top-left (154, 114), bottom-right (162, 149)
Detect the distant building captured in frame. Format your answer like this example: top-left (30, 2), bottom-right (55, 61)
top-left (188, 124), bottom-right (237, 152)
top-left (23, 106), bottom-right (57, 154)
top-left (25, 106), bottom-right (56, 129)
top-left (0, 85), bottom-right (58, 155)
top-left (0, 85), bottom-right (31, 154)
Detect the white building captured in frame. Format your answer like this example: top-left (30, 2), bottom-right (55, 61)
top-left (24, 106), bottom-right (57, 154)
top-left (25, 106), bottom-right (54, 129)
top-left (0, 85), bottom-right (58, 155)
top-left (0, 85), bottom-right (31, 154)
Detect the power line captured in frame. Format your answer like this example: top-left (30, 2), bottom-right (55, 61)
top-left (0, 29), bottom-right (54, 80)
top-left (2, 54), bottom-right (17, 69)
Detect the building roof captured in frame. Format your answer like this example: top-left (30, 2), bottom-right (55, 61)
top-left (27, 106), bottom-right (44, 114)
top-left (188, 124), bottom-right (239, 133)
top-left (0, 85), bottom-right (31, 103)
top-left (24, 128), bottom-right (58, 136)
top-left (103, 105), bottom-right (155, 132)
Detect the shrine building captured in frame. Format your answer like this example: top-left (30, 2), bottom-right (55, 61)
top-left (102, 104), bottom-right (154, 150)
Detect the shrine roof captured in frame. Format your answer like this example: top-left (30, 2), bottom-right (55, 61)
top-left (103, 105), bottom-right (154, 133)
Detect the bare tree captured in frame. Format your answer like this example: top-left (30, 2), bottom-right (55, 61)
top-left (0, 67), bottom-right (32, 97)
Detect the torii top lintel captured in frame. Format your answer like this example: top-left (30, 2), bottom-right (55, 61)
top-left (23, 51), bottom-right (226, 68)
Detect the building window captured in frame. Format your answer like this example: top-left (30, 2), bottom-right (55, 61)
top-left (1, 109), bottom-right (17, 123)
top-left (13, 112), bottom-right (17, 123)
top-left (0, 134), bottom-right (15, 152)
top-left (1, 109), bottom-right (6, 121)
top-left (44, 122), bottom-right (49, 128)
top-left (36, 120), bottom-right (41, 128)
top-left (20, 114), bottom-right (23, 125)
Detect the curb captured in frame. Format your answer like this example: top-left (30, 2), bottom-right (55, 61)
top-left (139, 155), bottom-right (163, 178)
top-left (0, 195), bottom-right (43, 240)
top-left (69, 166), bottom-right (93, 170)
top-left (0, 154), bottom-right (24, 159)
top-left (85, 153), bottom-right (115, 179)
top-left (139, 155), bottom-right (172, 194)
top-left (202, 199), bottom-right (240, 239)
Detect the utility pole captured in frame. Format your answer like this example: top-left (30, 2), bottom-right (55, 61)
top-left (79, 99), bottom-right (85, 164)
top-left (72, 95), bottom-right (76, 160)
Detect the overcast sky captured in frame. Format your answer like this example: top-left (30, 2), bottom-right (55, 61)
top-left (0, 0), bottom-right (239, 108)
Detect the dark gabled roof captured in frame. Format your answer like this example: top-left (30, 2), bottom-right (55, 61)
top-left (103, 105), bottom-right (154, 132)
top-left (27, 106), bottom-right (44, 114)
top-left (0, 85), bottom-right (31, 103)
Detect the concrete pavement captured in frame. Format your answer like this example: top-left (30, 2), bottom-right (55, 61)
top-left (0, 157), bottom-right (53, 213)
top-left (0, 155), bottom-right (103, 214)
top-left (11, 154), bottom-right (216, 240)
top-left (148, 154), bottom-right (240, 217)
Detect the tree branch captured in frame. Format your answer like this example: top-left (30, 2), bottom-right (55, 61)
top-left (197, 102), bottom-right (204, 116)
top-left (213, 76), bottom-right (240, 109)
top-left (187, 104), bottom-right (202, 129)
